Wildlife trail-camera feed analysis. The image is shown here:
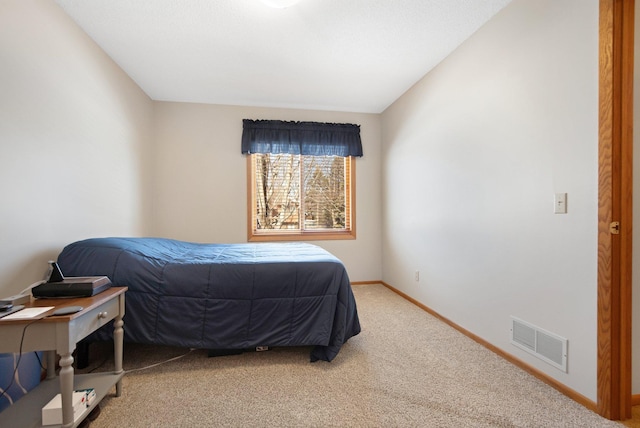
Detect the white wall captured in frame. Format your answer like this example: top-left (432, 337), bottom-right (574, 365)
top-left (151, 102), bottom-right (382, 282)
top-left (0, 0), bottom-right (153, 296)
top-left (381, 0), bottom-right (599, 400)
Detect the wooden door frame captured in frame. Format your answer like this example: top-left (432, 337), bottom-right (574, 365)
top-left (598, 0), bottom-right (634, 420)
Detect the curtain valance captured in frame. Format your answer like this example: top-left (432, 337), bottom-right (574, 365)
top-left (241, 119), bottom-right (363, 157)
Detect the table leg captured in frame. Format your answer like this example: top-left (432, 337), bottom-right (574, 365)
top-left (59, 352), bottom-right (74, 428)
top-left (46, 350), bottom-right (56, 380)
top-left (113, 314), bottom-right (124, 397)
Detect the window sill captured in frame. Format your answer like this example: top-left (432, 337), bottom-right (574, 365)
top-left (248, 230), bottom-right (356, 242)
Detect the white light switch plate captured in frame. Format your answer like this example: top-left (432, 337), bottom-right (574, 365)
top-left (554, 193), bottom-right (567, 214)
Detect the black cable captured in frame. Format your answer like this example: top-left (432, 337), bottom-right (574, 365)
top-left (88, 356), bottom-right (110, 374)
top-left (34, 350), bottom-right (45, 371)
top-left (0, 319), bottom-right (40, 406)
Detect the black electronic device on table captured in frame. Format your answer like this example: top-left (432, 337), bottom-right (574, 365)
top-left (31, 262), bottom-right (112, 298)
top-left (0, 304), bottom-right (25, 318)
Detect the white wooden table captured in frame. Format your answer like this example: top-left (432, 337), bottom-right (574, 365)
top-left (0, 287), bottom-right (126, 427)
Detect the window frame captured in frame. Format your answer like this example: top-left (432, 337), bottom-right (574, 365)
top-left (246, 154), bottom-right (356, 242)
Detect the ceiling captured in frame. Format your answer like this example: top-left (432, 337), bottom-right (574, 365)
top-left (54, 0), bottom-right (513, 114)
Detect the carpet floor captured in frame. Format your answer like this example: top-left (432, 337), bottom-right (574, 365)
top-left (77, 284), bottom-right (623, 427)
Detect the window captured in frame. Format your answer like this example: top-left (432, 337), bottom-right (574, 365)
top-left (247, 153), bottom-right (355, 241)
top-left (242, 120), bottom-right (362, 241)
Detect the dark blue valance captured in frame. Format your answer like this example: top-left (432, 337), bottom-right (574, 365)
top-left (241, 119), bottom-right (363, 157)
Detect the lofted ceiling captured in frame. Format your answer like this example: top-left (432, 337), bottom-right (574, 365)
top-left (54, 0), bottom-right (513, 113)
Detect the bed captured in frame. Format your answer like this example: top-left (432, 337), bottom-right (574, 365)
top-left (56, 237), bottom-right (361, 362)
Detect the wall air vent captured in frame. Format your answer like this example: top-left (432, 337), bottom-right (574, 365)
top-left (510, 316), bottom-right (567, 373)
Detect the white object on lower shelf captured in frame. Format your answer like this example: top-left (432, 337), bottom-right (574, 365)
top-left (42, 391), bottom-right (86, 426)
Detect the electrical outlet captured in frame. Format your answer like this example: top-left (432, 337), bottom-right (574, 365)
top-left (414, 271), bottom-right (420, 282)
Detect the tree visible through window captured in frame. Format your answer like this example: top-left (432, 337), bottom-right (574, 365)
top-left (248, 153), bottom-right (355, 240)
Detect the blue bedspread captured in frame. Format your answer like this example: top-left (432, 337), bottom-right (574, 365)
top-left (57, 237), bottom-right (361, 362)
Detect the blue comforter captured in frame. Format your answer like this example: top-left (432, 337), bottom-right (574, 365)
top-left (57, 237), bottom-right (361, 362)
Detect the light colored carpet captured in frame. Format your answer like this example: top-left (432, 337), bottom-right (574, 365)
top-left (80, 284), bottom-right (622, 427)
